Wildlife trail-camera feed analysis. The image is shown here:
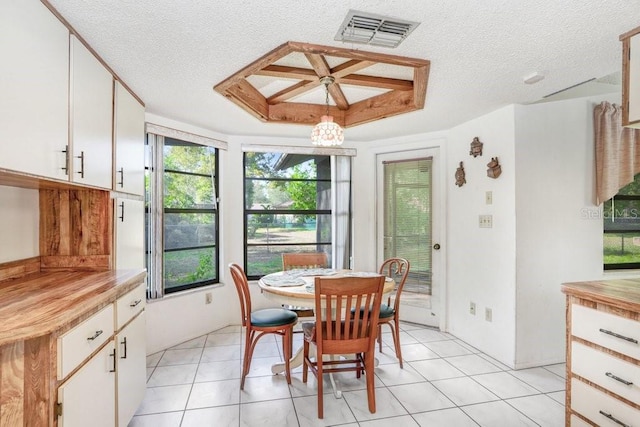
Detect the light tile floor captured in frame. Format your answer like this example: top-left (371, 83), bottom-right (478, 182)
top-left (130, 322), bottom-right (566, 426)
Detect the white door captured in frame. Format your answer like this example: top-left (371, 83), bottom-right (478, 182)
top-left (376, 148), bottom-right (442, 328)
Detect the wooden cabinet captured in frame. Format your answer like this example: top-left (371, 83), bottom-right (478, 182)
top-left (621, 26), bottom-right (640, 128)
top-left (562, 279), bottom-right (640, 426)
top-left (114, 82), bottom-right (146, 196)
top-left (116, 312), bottom-right (146, 426)
top-left (70, 35), bottom-right (114, 189)
top-left (114, 198), bottom-right (145, 270)
top-left (0, 0), bottom-right (69, 179)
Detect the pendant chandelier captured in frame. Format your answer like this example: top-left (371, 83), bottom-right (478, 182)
top-left (310, 76), bottom-right (344, 146)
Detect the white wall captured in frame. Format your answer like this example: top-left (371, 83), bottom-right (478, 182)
top-left (446, 105), bottom-right (519, 366)
top-left (513, 95), bottom-right (613, 368)
top-left (0, 187), bottom-right (39, 263)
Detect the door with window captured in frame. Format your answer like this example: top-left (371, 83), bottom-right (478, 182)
top-left (376, 148), bottom-right (441, 328)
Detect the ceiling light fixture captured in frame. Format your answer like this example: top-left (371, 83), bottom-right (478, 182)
top-left (310, 76), bottom-right (344, 147)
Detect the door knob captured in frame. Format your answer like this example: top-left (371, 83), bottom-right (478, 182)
top-left (433, 243), bottom-right (441, 250)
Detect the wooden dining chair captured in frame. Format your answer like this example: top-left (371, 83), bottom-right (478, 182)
top-left (228, 263), bottom-right (298, 389)
top-left (302, 275), bottom-right (385, 419)
top-left (377, 257), bottom-right (410, 368)
top-left (281, 252), bottom-right (329, 318)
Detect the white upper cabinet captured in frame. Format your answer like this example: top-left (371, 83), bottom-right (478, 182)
top-left (70, 35), bottom-right (113, 189)
top-left (622, 27), bottom-right (640, 128)
top-left (114, 198), bottom-right (145, 270)
top-left (0, 0), bottom-right (69, 179)
top-left (114, 82), bottom-right (145, 195)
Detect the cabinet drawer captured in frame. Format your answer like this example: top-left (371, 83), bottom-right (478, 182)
top-left (116, 283), bottom-right (146, 330)
top-left (571, 304), bottom-right (640, 360)
top-left (58, 304), bottom-right (114, 379)
top-left (572, 378), bottom-right (640, 427)
top-left (569, 414), bottom-right (592, 427)
top-left (572, 341), bottom-right (640, 404)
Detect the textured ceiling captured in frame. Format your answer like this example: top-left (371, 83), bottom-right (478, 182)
top-left (46, 0), bottom-right (638, 143)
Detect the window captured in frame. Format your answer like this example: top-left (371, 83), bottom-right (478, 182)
top-left (603, 173), bottom-right (640, 269)
top-left (146, 133), bottom-right (219, 296)
top-left (243, 151), bottom-right (345, 279)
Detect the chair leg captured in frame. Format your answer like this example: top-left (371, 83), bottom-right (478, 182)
top-left (317, 357), bottom-right (324, 419)
top-left (240, 330), bottom-right (253, 390)
top-left (393, 317), bottom-right (403, 369)
top-left (365, 351), bottom-right (376, 414)
top-left (302, 341), bottom-right (309, 383)
top-left (378, 324), bottom-right (383, 352)
top-left (283, 327), bottom-right (292, 384)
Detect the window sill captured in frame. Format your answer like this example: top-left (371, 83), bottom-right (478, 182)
top-left (147, 282), bottom-right (224, 303)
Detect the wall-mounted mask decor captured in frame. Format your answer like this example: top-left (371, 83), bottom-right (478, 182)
top-left (487, 157), bottom-right (502, 178)
top-left (469, 137), bottom-right (483, 157)
top-left (455, 161), bottom-right (466, 187)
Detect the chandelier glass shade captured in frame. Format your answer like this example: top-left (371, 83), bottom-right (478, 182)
top-left (311, 76), bottom-right (344, 146)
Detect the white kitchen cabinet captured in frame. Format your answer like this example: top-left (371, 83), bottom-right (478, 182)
top-left (114, 82), bottom-right (146, 195)
top-left (621, 26), bottom-right (640, 128)
top-left (70, 35), bottom-right (113, 189)
top-left (116, 312), bottom-right (146, 426)
top-left (0, 0), bottom-right (69, 179)
top-left (115, 198), bottom-right (145, 270)
top-left (57, 340), bottom-right (117, 427)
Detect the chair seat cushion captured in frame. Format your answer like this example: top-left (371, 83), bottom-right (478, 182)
top-left (251, 308), bottom-right (298, 327)
top-left (379, 304), bottom-right (395, 318)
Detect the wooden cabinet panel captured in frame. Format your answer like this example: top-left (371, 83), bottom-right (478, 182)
top-left (0, 0), bottom-right (69, 179)
top-left (114, 82), bottom-right (145, 196)
top-left (70, 36), bottom-right (113, 189)
top-left (58, 340), bottom-right (116, 427)
top-left (621, 27), bottom-right (640, 128)
top-left (116, 312), bottom-right (146, 426)
top-left (115, 283), bottom-right (146, 331)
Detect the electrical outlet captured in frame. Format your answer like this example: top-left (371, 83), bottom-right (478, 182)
top-left (479, 215), bottom-right (493, 228)
top-left (486, 191), bottom-right (493, 205)
top-left (485, 307), bottom-right (492, 322)
top-left (470, 302), bottom-right (476, 315)
top-left (205, 292), bottom-right (212, 304)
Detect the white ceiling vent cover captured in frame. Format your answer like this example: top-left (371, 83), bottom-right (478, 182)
top-left (335, 10), bottom-right (420, 48)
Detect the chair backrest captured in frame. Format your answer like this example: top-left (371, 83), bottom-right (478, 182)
top-left (313, 275), bottom-right (385, 355)
top-left (378, 258), bottom-right (410, 311)
top-left (229, 263), bottom-right (251, 327)
top-left (282, 252), bottom-right (328, 270)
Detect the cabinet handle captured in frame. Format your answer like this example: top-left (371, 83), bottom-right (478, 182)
top-left (598, 328), bottom-right (638, 344)
top-left (130, 299), bottom-right (142, 308)
top-left (75, 151), bottom-right (85, 178)
top-left (606, 371), bottom-right (633, 386)
top-left (599, 410), bottom-right (630, 427)
top-left (87, 330), bottom-right (103, 341)
top-left (109, 348), bottom-right (116, 373)
top-left (61, 145), bottom-right (69, 175)
top-left (117, 167), bottom-right (124, 188)
top-left (119, 201), bottom-right (125, 222)
top-left (120, 336), bottom-right (128, 359)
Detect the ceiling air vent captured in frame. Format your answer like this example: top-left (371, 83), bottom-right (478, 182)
top-left (335, 10), bottom-right (420, 48)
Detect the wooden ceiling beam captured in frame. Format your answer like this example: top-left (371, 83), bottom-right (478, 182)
top-left (345, 90), bottom-right (417, 127)
top-left (331, 59), bottom-right (375, 77)
top-left (267, 80), bottom-right (318, 104)
top-left (413, 65), bottom-right (429, 108)
top-left (255, 65), bottom-right (317, 80)
top-left (224, 80), bottom-right (269, 121)
top-left (337, 74), bottom-right (413, 91)
top-left (268, 102), bottom-right (346, 126)
top-left (304, 53), bottom-right (349, 110)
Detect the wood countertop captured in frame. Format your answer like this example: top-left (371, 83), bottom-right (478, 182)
top-left (0, 269), bottom-right (146, 346)
top-left (561, 277), bottom-right (640, 311)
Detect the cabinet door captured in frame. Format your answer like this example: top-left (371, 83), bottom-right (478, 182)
top-left (58, 340), bottom-right (116, 427)
top-left (116, 312), bottom-right (146, 427)
top-left (114, 82), bottom-right (145, 195)
top-left (71, 35), bottom-right (113, 189)
top-left (0, 0), bottom-right (69, 179)
top-left (115, 198), bottom-right (145, 269)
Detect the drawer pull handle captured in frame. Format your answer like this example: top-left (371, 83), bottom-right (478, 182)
top-left (599, 410), bottom-right (630, 427)
top-left (120, 337), bottom-right (128, 359)
top-left (87, 330), bottom-right (103, 341)
top-left (130, 299), bottom-right (142, 308)
top-left (606, 372), bottom-right (633, 386)
top-left (598, 328), bottom-right (639, 344)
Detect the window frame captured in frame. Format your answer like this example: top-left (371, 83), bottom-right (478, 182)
top-left (603, 193), bottom-right (640, 270)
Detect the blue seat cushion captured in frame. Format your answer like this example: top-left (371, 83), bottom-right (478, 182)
top-left (379, 304), bottom-right (395, 319)
top-left (251, 308), bottom-right (298, 327)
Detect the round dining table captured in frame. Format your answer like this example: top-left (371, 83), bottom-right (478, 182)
top-left (258, 268), bottom-right (395, 397)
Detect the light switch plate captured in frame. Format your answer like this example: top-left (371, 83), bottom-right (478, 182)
top-left (486, 191), bottom-right (492, 204)
top-left (479, 215), bottom-right (493, 228)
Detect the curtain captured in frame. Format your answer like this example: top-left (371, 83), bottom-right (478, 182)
top-left (332, 155), bottom-right (352, 269)
top-left (594, 101), bottom-right (640, 204)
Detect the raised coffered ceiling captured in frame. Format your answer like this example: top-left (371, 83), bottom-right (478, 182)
top-left (214, 42), bottom-right (429, 128)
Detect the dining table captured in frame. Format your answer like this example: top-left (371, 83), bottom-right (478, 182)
top-left (258, 268), bottom-right (396, 397)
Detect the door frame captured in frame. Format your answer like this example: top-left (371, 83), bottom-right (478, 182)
top-left (375, 146), bottom-right (446, 330)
